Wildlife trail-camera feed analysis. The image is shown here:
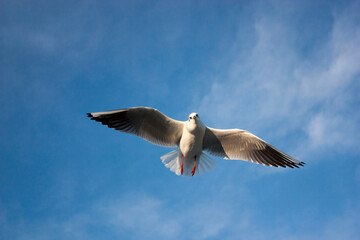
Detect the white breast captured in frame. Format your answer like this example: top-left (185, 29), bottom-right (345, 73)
top-left (179, 119), bottom-right (206, 157)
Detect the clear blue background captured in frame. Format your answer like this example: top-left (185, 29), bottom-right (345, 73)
top-left (1, 1), bottom-right (359, 239)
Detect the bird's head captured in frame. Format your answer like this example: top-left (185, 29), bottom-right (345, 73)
top-left (188, 112), bottom-right (200, 121)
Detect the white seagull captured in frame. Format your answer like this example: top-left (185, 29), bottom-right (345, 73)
top-left (87, 107), bottom-right (304, 176)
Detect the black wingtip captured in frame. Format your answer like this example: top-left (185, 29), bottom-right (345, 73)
top-left (87, 113), bottom-right (93, 118)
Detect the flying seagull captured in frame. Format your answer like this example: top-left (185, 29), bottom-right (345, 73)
top-left (87, 107), bottom-right (304, 176)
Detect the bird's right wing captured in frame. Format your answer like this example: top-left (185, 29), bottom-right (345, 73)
top-left (203, 127), bottom-right (304, 168)
top-left (87, 107), bottom-right (184, 147)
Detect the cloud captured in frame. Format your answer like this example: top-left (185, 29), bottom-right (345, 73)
top-left (181, 202), bottom-right (232, 239)
top-left (100, 195), bottom-right (180, 238)
top-left (2, 191), bottom-right (358, 240)
top-left (195, 2), bottom-right (360, 158)
top-left (99, 193), bottom-right (232, 239)
top-left (306, 113), bottom-right (340, 148)
top-left (305, 111), bottom-right (359, 151)
top-left (0, 191), bottom-right (234, 240)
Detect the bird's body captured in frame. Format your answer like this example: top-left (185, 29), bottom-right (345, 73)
top-left (87, 107), bottom-right (304, 176)
top-left (181, 113), bottom-right (205, 157)
top-left (179, 113), bottom-right (206, 175)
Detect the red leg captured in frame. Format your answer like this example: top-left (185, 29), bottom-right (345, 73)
top-left (181, 155), bottom-right (184, 175)
top-left (192, 155), bottom-right (197, 176)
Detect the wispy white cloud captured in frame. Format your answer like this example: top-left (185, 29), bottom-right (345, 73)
top-left (195, 2), bottom-right (360, 158)
top-left (99, 193), bottom-right (233, 239)
top-left (181, 202), bottom-right (231, 239)
top-left (0, 193), bottom-right (231, 240)
top-left (100, 194), bottom-right (180, 238)
top-left (2, 192), bottom-right (358, 240)
top-left (305, 112), bottom-right (358, 150)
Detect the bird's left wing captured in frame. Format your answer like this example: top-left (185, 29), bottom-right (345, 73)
top-left (87, 107), bottom-right (184, 147)
top-left (202, 127), bottom-right (304, 168)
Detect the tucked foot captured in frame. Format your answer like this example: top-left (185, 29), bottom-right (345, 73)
top-left (192, 156), bottom-right (197, 176)
top-left (181, 155), bottom-right (184, 175)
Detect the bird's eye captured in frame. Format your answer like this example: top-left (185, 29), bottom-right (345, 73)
top-left (196, 114), bottom-right (198, 117)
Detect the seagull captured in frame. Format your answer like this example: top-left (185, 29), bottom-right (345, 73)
top-left (87, 107), bottom-right (304, 176)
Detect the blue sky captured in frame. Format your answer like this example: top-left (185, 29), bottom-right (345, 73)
top-left (1, 0), bottom-right (359, 239)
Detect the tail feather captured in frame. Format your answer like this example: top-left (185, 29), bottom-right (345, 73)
top-left (160, 149), bottom-right (182, 175)
top-left (195, 153), bottom-right (217, 175)
top-left (160, 149), bottom-right (217, 176)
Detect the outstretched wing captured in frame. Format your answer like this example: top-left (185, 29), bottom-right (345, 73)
top-left (203, 127), bottom-right (304, 168)
top-left (87, 107), bottom-right (184, 147)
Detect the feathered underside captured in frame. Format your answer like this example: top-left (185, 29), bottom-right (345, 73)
top-left (87, 107), bottom-right (184, 147)
top-left (203, 127), bottom-right (305, 168)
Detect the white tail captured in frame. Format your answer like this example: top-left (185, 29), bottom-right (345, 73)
top-left (160, 149), bottom-right (182, 175)
top-left (160, 149), bottom-right (217, 176)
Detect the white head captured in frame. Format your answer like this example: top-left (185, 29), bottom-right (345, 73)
top-left (188, 112), bottom-right (200, 121)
